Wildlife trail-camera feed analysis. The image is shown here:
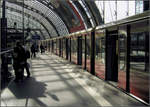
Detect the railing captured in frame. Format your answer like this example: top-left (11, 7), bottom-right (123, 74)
top-left (0, 49), bottom-right (13, 55)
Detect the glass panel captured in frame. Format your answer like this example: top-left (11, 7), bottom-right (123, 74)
top-left (62, 38), bottom-right (66, 58)
top-left (49, 41), bottom-right (51, 53)
top-left (56, 39), bottom-right (59, 55)
top-left (130, 20), bottom-right (149, 103)
top-left (86, 34), bottom-right (91, 72)
top-left (118, 26), bottom-right (127, 90)
top-left (53, 40), bottom-right (57, 54)
top-left (82, 36), bottom-right (85, 69)
top-left (71, 37), bottom-right (77, 64)
top-left (95, 30), bottom-right (105, 79)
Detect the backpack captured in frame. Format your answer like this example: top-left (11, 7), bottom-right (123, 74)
top-left (26, 50), bottom-right (30, 59)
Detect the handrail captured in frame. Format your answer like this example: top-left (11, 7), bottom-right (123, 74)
top-left (0, 49), bottom-right (13, 55)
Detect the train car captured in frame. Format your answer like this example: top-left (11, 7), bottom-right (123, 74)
top-left (47, 10), bottom-right (149, 104)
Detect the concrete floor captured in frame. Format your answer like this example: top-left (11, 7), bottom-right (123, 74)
top-left (1, 53), bottom-right (146, 106)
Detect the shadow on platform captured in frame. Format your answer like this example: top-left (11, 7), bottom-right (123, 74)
top-left (8, 77), bottom-right (47, 99)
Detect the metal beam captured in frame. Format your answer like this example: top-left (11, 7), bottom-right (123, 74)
top-left (5, 1), bottom-right (55, 38)
top-left (37, 0), bottom-right (70, 33)
top-left (6, 6), bottom-right (51, 39)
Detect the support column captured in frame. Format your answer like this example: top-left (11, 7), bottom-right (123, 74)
top-left (90, 28), bottom-right (95, 75)
top-left (77, 36), bottom-right (82, 65)
top-left (52, 40), bottom-right (54, 53)
top-left (84, 36), bottom-right (87, 70)
top-left (126, 25), bottom-right (130, 92)
top-left (70, 38), bottom-right (71, 62)
top-left (1, 0), bottom-right (7, 51)
top-left (59, 39), bottom-right (61, 57)
top-left (66, 38), bottom-right (68, 60)
top-left (1, 0), bottom-right (8, 82)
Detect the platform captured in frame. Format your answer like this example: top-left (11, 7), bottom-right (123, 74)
top-left (1, 53), bottom-right (145, 106)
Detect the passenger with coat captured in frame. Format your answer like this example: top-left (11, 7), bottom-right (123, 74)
top-left (23, 45), bottom-right (31, 78)
top-left (12, 42), bottom-right (26, 82)
top-left (40, 44), bottom-right (45, 54)
top-left (31, 44), bottom-right (36, 58)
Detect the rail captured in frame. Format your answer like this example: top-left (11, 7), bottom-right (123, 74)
top-left (0, 49), bottom-right (13, 55)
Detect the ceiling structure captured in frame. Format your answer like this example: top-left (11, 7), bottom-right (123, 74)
top-left (1, 0), bottom-right (103, 40)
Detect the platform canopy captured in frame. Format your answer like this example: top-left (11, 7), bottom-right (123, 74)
top-left (1, 0), bottom-right (103, 40)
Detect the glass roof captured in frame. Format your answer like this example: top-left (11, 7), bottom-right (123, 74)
top-left (6, 10), bottom-right (48, 40)
top-left (6, 1), bottom-right (58, 38)
top-left (1, 0), bottom-right (103, 39)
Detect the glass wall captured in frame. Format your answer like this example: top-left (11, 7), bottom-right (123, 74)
top-left (86, 34), bottom-right (91, 72)
top-left (71, 37), bottom-right (78, 64)
top-left (130, 20), bottom-right (149, 103)
top-left (118, 26), bottom-right (127, 90)
top-left (95, 30), bottom-right (105, 79)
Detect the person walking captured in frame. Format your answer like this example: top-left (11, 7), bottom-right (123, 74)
top-left (31, 44), bottom-right (36, 58)
top-left (24, 45), bottom-right (31, 78)
top-left (40, 44), bottom-right (44, 54)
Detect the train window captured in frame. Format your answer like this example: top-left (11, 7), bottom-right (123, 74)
top-left (95, 30), bottom-right (105, 79)
top-left (86, 34), bottom-right (91, 72)
top-left (82, 36), bottom-right (86, 69)
top-left (130, 20), bottom-right (149, 103)
top-left (71, 37), bottom-right (77, 64)
top-left (118, 26), bottom-right (127, 90)
top-left (118, 34), bottom-right (126, 71)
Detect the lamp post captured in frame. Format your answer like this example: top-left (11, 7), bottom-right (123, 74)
top-left (22, 0), bottom-right (25, 45)
top-left (1, 0), bottom-right (7, 51)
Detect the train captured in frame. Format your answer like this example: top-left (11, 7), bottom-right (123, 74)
top-left (41, 10), bottom-right (149, 104)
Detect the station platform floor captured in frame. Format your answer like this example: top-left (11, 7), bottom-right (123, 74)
top-left (1, 52), bottom-right (146, 106)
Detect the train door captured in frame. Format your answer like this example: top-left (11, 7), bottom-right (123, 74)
top-left (106, 30), bottom-right (118, 82)
top-left (118, 26), bottom-right (127, 90)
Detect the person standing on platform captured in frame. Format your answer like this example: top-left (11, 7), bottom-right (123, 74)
top-left (12, 42), bottom-right (26, 82)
